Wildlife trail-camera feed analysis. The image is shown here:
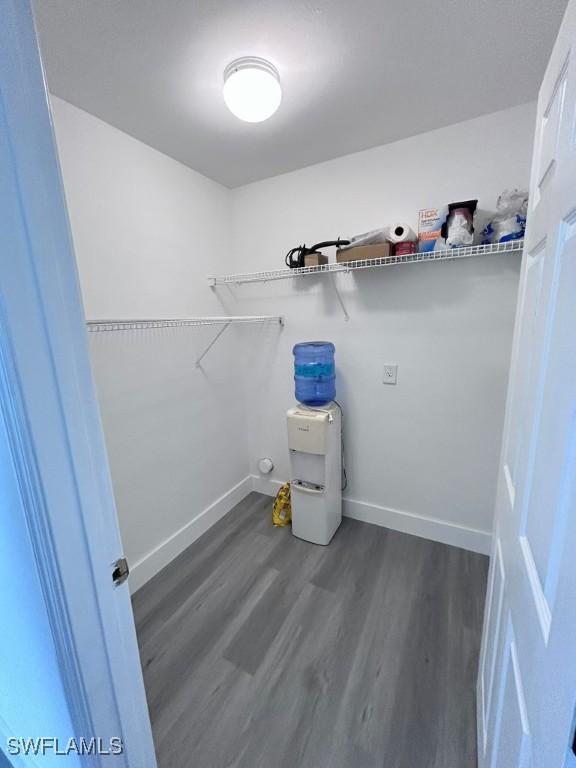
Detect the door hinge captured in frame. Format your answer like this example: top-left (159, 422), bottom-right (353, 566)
top-left (112, 557), bottom-right (129, 587)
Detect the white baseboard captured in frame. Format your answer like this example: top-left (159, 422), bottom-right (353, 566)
top-left (129, 475), bottom-right (253, 593)
top-left (250, 475), bottom-right (491, 555)
top-left (251, 474), bottom-right (284, 496)
top-left (343, 497), bottom-right (491, 555)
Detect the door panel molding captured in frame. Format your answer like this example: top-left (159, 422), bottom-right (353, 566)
top-left (486, 613), bottom-right (513, 768)
top-left (0, 297), bottom-right (95, 745)
top-left (534, 54), bottom-right (569, 204)
top-left (481, 540), bottom-right (506, 751)
top-left (519, 536), bottom-right (551, 642)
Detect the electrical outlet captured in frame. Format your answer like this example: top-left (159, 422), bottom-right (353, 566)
top-left (383, 364), bottom-right (398, 385)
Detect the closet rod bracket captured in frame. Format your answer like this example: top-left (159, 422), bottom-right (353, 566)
top-left (330, 275), bottom-right (350, 321)
top-left (194, 315), bottom-right (283, 367)
top-left (196, 322), bottom-right (231, 368)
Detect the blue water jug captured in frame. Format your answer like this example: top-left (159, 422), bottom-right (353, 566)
top-left (293, 341), bottom-right (336, 406)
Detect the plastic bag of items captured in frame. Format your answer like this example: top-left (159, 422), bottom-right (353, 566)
top-left (272, 482), bottom-right (292, 527)
top-left (442, 200), bottom-right (478, 248)
top-left (338, 227), bottom-right (388, 251)
top-left (482, 189), bottom-right (528, 244)
top-left (340, 224), bottom-right (417, 251)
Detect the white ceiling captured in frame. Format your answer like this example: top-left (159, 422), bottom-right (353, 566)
top-left (34, 0), bottom-right (567, 188)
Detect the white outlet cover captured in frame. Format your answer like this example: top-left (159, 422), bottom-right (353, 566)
top-left (383, 364), bottom-right (398, 385)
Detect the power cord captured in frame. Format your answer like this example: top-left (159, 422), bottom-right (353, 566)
top-left (285, 239), bottom-right (350, 268)
top-left (333, 399), bottom-right (348, 491)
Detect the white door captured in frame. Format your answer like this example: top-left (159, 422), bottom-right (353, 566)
top-left (0, 2), bottom-right (156, 765)
top-left (478, 2), bottom-right (576, 767)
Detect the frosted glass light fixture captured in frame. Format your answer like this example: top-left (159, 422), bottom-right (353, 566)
top-left (223, 57), bottom-right (281, 122)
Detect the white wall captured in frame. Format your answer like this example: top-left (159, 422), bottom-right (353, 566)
top-left (230, 102), bottom-right (536, 553)
top-left (51, 97), bottom-right (251, 591)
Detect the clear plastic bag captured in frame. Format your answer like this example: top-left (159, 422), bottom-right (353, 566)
top-left (446, 208), bottom-right (474, 247)
top-left (339, 227), bottom-right (388, 251)
top-left (482, 189), bottom-right (528, 244)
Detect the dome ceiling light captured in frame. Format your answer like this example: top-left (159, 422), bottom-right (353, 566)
top-left (223, 57), bottom-right (282, 123)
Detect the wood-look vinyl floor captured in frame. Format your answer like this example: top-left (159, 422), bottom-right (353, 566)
top-left (132, 492), bottom-right (488, 768)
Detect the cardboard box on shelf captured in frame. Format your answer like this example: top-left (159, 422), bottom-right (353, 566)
top-left (304, 252), bottom-right (329, 267)
top-left (336, 243), bottom-right (391, 263)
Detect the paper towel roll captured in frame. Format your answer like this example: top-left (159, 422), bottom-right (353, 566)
top-left (387, 223), bottom-right (417, 243)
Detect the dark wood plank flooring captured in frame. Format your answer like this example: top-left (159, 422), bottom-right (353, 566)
top-left (132, 492), bottom-right (488, 768)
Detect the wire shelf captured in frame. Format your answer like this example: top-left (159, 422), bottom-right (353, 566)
top-left (208, 240), bottom-right (524, 286)
top-left (86, 315), bottom-right (284, 333)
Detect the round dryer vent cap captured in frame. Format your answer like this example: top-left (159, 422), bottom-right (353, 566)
top-left (258, 457), bottom-right (274, 474)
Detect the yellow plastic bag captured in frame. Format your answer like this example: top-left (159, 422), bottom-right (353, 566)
top-left (272, 482), bottom-right (292, 527)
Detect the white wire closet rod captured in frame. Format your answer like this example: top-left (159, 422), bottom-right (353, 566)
top-left (86, 315), bottom-right (284, 367)
top-left (208, 240), bottom-right (524, 286)
top-left (86, 315), bottom-right (284, 333)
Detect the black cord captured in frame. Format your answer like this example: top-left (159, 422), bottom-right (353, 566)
top-left (285, 245), bottom-right (306, 268)
top-left (333, 399), bottom-right (348, 491)
top-left (285, 238), bottom-right (351, 269)
top-left (341, 437), bottom-right (348, 492)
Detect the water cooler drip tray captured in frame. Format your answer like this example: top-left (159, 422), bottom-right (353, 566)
top-left (289, 451), bottom-right (325, 487)
top-left (291, 479), bottom-right (325, 493)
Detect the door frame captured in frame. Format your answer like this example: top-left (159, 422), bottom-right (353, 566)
top-left (0, 2), bottom-right (156, 765)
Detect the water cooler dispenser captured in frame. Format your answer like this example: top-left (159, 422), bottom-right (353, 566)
top-left (287, 402), bottom-right (342, 545)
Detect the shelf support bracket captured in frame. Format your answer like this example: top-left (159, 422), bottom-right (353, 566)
top-left (330, 275), bottom-right (350, 321)
top-left (196, 322), bottom-right (231, 367)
